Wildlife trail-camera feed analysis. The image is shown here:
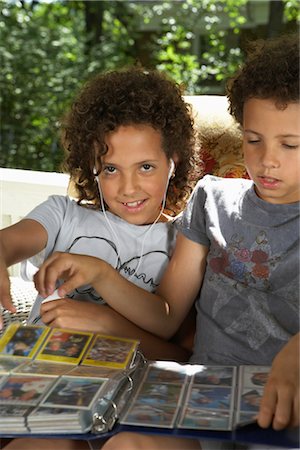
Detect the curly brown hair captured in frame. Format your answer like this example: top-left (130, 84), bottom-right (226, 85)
top-left (227, 33), bottom-right (299, 125)
top-left (61, 67), bottom-right (198, 215)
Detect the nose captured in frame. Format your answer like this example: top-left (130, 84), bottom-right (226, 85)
top-left (260, 144), bottom-right (280, 169)
top-left (120, 172), bottom-right (139, 196)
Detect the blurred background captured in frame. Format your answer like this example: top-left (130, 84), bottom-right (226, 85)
top-left (1, 0), bottom-right (299, 172)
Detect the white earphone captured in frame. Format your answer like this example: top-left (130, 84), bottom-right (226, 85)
top-left (168, 159), bottom-right (175, 180)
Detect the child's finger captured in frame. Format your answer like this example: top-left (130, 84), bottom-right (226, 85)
top-left (272, 389), bottom-right (293, 430)
top-left (257, 386), bottom-right (277, 429)
top-left (291, 394), bottom-right (299, 427)
top-left (0, 278), bottom-right (17, 329)
top-left (57, 276), bottom-right (82, 298)
top-left (34, 254), bottom-right (66, 296)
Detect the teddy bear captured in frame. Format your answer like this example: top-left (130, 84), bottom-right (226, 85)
top-left (185, 95), bottom-right (248, 179)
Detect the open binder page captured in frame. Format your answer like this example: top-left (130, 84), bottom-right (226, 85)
top-left (120, 362), bottom-right (237, 430)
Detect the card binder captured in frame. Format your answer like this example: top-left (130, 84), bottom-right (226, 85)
top-left (0, 323), bottom-right (298, 449)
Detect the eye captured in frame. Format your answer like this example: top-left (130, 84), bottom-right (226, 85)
top-left (282, 143), bottom-right (299, 150)
top-left (247, 139), bottom-right (260, 145)
top-left (140, 163), bottom-right (154, 172)
top-left (103, 165), bottom-right (117, 174)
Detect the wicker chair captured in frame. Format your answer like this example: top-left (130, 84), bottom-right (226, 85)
top-left (1, 277), bottom-right (38, 335)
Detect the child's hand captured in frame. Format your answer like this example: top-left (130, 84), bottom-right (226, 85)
top-left (0, 262), bottom-right (16, 329)
top-left (33, 252), bottom-right (108, 298)
top-left (257, 333), bottom-right (299, 430)
top-left (40, 298), bottom-right (108, 331)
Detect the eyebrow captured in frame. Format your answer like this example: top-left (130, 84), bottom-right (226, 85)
top-left (244, 129), bottom-right (300, 138)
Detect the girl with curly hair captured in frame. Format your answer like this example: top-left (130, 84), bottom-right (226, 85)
top-left (0, 67), bottom-right (198, 364)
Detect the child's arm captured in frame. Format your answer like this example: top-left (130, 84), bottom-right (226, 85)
top-left (39, 298), bottom-right (192, 361)
top-left (0, 219), bottom-right (47, 328)
top-left (258, 332), bottom-right (299, 430)
top-left (34, 233), bottom-right (209, 339)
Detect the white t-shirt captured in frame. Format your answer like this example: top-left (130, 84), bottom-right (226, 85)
top-left (25, 195), bottom-right (176, 324)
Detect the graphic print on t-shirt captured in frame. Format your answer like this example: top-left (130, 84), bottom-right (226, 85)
top-left (66, 235), bottom-right (170, 302)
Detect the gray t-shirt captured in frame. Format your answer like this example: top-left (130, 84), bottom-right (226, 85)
top-left (176, 175), bottom-right (299, 365)
top-left (25, 195), bottom-right (176, 324)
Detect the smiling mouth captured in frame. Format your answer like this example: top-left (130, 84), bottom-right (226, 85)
top-left (122, 200), bottom-right (145, 208)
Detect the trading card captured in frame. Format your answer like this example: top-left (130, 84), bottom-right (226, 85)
top-left (134, 382), bottom-right (183, 407)
top-left (186, 386), bottom-right (232, 411)
top-left (81, 334), bottom-right (139, 369)
top-left (35, 328), bottom-right (93, 364)
top-left (0, 356), bottom-right (25, 374)
top-left (145, 363), bottom-right (187, 384)
top-left (238, 387), bottom-right (263, 413)
top-left (0, 324), bottom-right (50, 359)
top-left (68, 365), bottom-right (120, 379)
top-left (41, 376), bottom-right (105, 409)
top-left (14, 360), bottom-right (73, 376)
top-left (193, 366), bottom-right (235, 387)
top-left (179, 407), bottom-right (231, 430)
top-left (235, 411), bottom-right (257, 427)
top-left (122, 403), bottom-right (177, 428)
top-left (0, 374), bottom-right (55, 405)
top-left (239, 366), bottom-right (270, 389)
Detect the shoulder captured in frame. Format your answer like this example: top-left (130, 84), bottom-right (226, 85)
top-left (26, 195), bottom-right (98, 225)
top-left (192, 175), bottom-right (252, 203)
top-left (195, 174), bottom-right (252, 193)
top-left (44, 195), bottom-right (96, 215)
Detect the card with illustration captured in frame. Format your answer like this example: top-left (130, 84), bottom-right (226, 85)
top-left (238, 387), bottom-right (263, 414)
top-left (186, 386), bottom-right (233, 411)
top-left (0, 355), bottom-right (25, 374)
top-left (144, 362), bottom-right (187, 384)
top-left (0, 324), bottom-right (50, 359)
top-left (0, 374), bottom-right (55, 405)
top-left (41, 376), bottom-right (106, 409)
top-left (134, 382), bottom-right (183, 408)
top-left (68, 365), bottom-right (121, 379)
top-left (239, 365), bottom-right (269, 389)
top-left (14, 360), bottom-right (73, 377)
top-left (81, 334), bottom-right (139, 369)
top-left (235, 411), bottom-right (257, 427)
top-left (35, 328), bottom-right (93, 364)
top-left (122, 403), bottom-right (178, 428)
top-left (179, 407), bottom-right (231, 430)
top-left (193, 366), bottom-right (236, 387)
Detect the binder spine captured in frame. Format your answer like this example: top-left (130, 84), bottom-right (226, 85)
top-left (91, 354), bottom-right (145, 434)
top-left (92, 398), bottom-right (118, 433)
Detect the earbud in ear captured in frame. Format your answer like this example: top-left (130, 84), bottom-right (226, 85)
top-left (168, 159), bottom-right (175, 180)
top-left (93, 167), bottom-right (98, 176)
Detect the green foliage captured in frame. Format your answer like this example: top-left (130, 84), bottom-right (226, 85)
top-left (0, 0), bottom-right (299, 171)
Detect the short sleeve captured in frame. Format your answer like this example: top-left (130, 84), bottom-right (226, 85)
top-left (175, 177), bottom-right (210, 247)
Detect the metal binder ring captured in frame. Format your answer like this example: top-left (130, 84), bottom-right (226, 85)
top-left (103, 397), bottom-right (118, 419)
top-left (125, 374), bottom-right (134, 392)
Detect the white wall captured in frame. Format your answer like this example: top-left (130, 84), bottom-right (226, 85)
top-left (0, 167), bottom-right (69, 275)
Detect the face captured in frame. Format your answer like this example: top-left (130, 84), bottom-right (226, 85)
top-left (97, 124), bottom-right (172, 225)
top-left (243, 98), bottom-right (300, 204)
